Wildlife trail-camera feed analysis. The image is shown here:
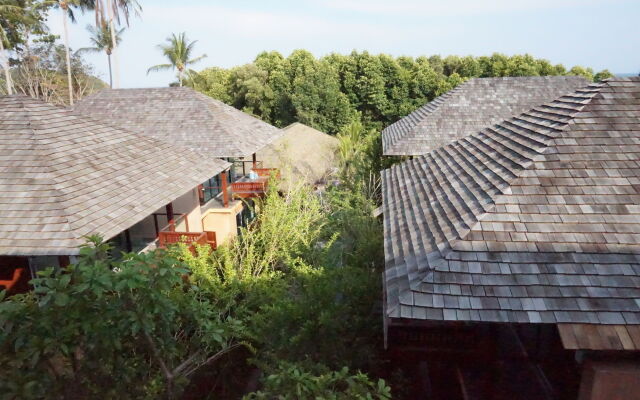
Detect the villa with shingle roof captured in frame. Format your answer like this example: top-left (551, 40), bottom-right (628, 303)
top-left (382, 78), bottom-right (640, 399)
top-left (382, 76), bottom-right (589, 156)
top-left (73, 87), bottom-right (284, 242)
top-left (0, 95), bottom-right (229, 292)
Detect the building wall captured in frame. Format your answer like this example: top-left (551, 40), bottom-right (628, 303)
top-left (202, 199), bottom-right (244, 244)
top-left (172, 188), bottom-right (204, 233)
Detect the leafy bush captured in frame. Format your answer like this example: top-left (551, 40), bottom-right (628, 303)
top-left (0, 237), bottom-right (243, 400)
top-left (249, 263), bottom-right (382, 371)
top-left (244, 362), bottom-right (391, 400)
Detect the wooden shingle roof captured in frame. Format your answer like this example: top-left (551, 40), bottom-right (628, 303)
top-left (0, 95), bottom-right (230, 256)
top-left (382, 76), bottom-right (589, 156)
top-left (72, 87), bottom-right (283, 158)
top-left (382, 78), bottom-right (640, 328)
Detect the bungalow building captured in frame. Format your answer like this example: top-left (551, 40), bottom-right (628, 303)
top-left (381, 78), bottom-right (640, 399)
top-left (382, 76), bottom-right (589, 156)
top-left (0, 95), bottom-right (230, 293)
top-left (72, 87), bottom-right (284, 242)
top-left (245, 122), bottom-right (339, 190)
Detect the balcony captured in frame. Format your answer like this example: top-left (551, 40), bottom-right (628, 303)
top-left (155, 212), bottom-right (217, 252)
top-left (158, 230), bottom-right (217, 251)
top-left (231, 168), bottom-right (280, 199)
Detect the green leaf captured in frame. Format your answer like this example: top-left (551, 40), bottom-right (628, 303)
top-left (54, 293), bottom-right (69, 307)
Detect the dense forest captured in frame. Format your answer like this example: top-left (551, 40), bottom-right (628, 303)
top-left (188, 50), bottom-right (613, 134)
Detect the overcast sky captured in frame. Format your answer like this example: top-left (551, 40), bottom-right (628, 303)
top-left (46, 0), bottom-right (640, 88)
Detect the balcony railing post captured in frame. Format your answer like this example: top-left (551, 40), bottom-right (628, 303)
top-left (198, 184), bottom-right (205, 206)
top-left (221, 171), bottom-right (229, 207)
top-left (166, 203), bottom-right (175, 232)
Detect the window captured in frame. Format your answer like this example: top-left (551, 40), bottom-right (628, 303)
top-left (201, 175), bottom-right (222, 203)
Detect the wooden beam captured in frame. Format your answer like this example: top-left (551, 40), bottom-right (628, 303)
top-left (252, 153), bottom-right (257, 169)
top-left (58, 255), bottom-right (70, 268)
top-left (166, 203), bottom-right (175, 231)
top-left (221, 171), bottom-right (229, 207)
top-left (198, 184), bottom-right (205, 205)
top-left (124, 229), bottom-right (133, 252)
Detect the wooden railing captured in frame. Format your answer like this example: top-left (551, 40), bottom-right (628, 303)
top-left (231, 181), bottom-right (268, 198)
top-left (158, 230), bottom-right (217, 251)
top-left (253, 168), bottom-right (280, 179)
top-left (0, 268), bottom-right (24, 292)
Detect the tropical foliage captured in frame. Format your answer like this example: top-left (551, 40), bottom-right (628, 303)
top-left (1, 40), bottom-right (104, 103)
top-left (148, 32), bottom-right (207, 87)
top-left (77, 22), bottom-right (123, 87)
top-left (244, 363), bottom-right (391, 400)
top-left (0, 236), bottom-right (244, 399)
top-left (189, 50), bottom-right (614, 134)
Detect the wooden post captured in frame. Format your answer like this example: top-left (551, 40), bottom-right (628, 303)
top-left (166, 203), bottom-right (175, 231)
top-left (153, 214), bottom-right (159, 237)
top-left (124, 229), bottom-right (133, 252)
top-left (252, 153), bottom-right (257, 169)
top-left (198, 184), bottom-right (205, 205)
top-left (221, 171), bottom-right (229, 207)
top-left (58, 255), bottom-right (70, 268)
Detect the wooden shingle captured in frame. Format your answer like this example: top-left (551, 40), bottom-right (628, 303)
top-left (72, 87), bottom-right (283, 158)
top-left (383, 78), bottom-right (640, 331)
top-left (382, 76), bottom-right (589, 156)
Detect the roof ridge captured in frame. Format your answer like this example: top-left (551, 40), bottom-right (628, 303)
top-left (189, 89), bottom-right (256, 156)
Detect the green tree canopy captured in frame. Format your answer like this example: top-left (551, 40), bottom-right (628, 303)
top-left (189, 51), bottom-right (613, 134)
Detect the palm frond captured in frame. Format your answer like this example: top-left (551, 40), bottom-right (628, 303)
top-left (187, 54), bottom-right (207, 65)
top-left (146, 63), bottom-right (173, 75)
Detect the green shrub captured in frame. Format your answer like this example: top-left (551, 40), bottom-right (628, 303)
top-left (0, 237), bottom-right (244, 400)
top-left (244, 362), bottom-right (391, 400)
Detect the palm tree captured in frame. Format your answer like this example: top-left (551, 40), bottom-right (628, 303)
top-left (51, 0), bottom-right (84, 105)
top-left (147, 33), bottom-right (207, 87)
top-left (77, 23), bottom-right (123, 88)
top-left (91, 0), bottom-right (140, 88)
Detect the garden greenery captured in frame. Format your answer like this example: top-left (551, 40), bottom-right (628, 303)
top-left (188, 50), bottom-right (614, 134)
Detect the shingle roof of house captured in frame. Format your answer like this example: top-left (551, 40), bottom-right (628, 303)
top-left (382, 76), bottom-right (590, 156)
top-left (382, 77), bottom-right (640, 328)
top-left (253, 122), bottom-right (339, 188)
top-left (72, 87), bottom-right (283, 158)
top-left (0, 95), bottom-right (230, 256)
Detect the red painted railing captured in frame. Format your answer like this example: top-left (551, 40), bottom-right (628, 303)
top-left (158, 231), bottom-right (217, 251)
top-left (231, 181), bottom-right (268, 196)
top-left (253, 168), bottom-right (281, 179)
top-left (0, 268), bottom-right (23, 291)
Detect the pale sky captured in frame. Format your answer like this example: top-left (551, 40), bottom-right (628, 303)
top-left (45, 0), bottom-right (640, 88)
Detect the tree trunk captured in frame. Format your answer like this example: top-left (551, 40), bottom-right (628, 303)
top-left (61, 6), bottom-right (74, 105)
top-left (107, 53), bottom-right (112, 88)
top-left (0, 36), bottom-right (12, 95)
top-left (178, 68), bottom-right (183, 87)
top-left (106, 0), bottom-right (120, 88)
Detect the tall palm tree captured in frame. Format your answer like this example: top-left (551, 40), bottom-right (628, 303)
top-left (147, 33), bottom-right (207, 87)
top-left (52, 0), bottom-right (84, 105)
top-left (77, 23), bottom-right (123, 88)
top-left (91, 0), bottom-right (140, 88)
